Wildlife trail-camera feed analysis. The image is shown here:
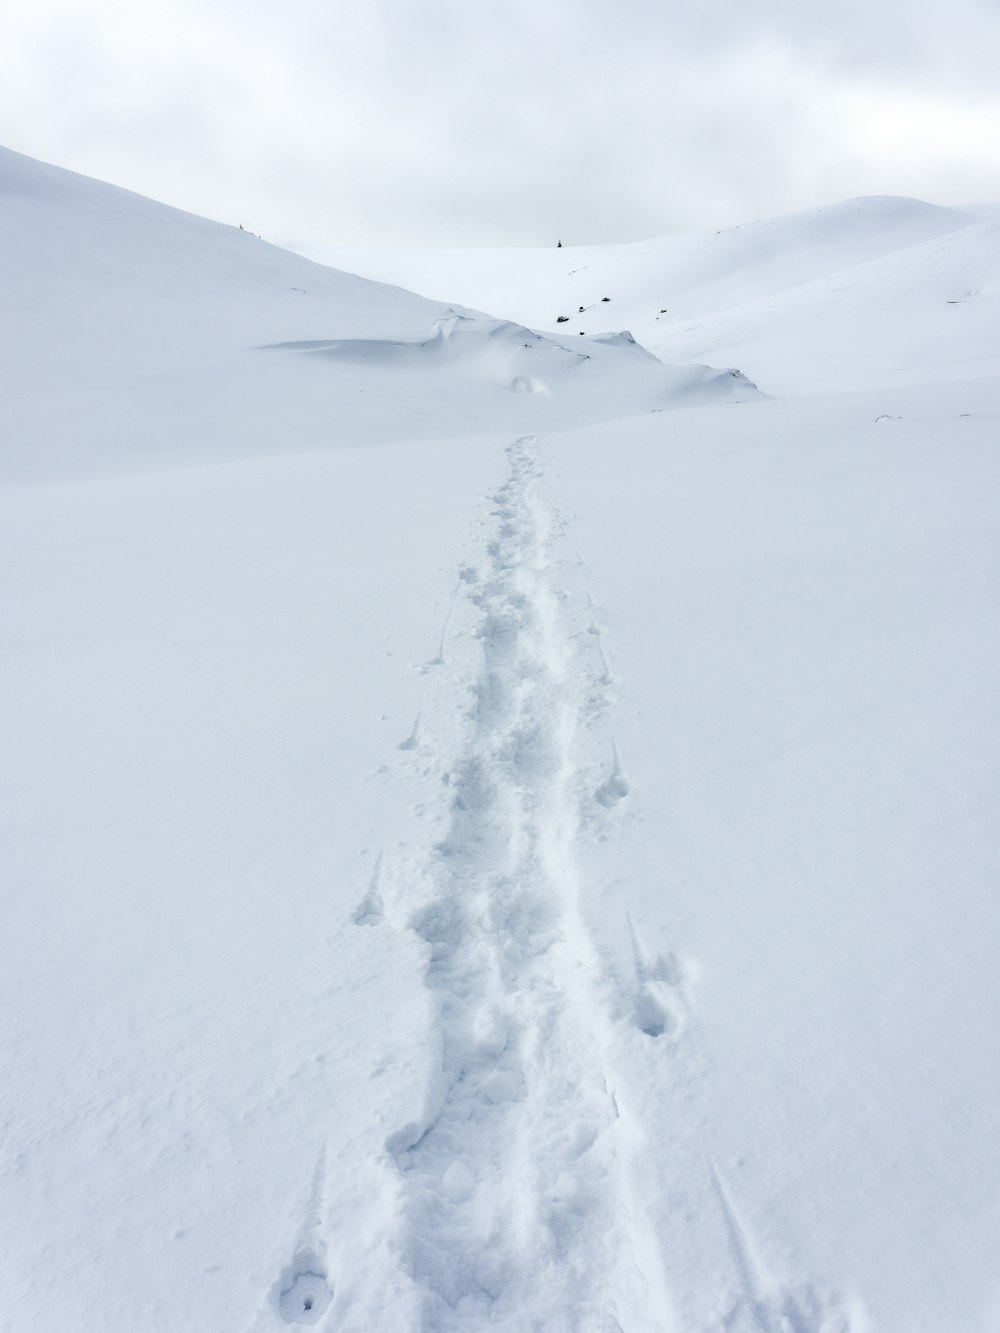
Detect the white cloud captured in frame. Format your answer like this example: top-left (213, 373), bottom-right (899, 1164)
top-left (2, 0), bottom-right (999, 246)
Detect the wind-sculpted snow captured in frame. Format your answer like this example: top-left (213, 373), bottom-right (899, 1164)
top-left (262, 314), bottom-right (759, 412)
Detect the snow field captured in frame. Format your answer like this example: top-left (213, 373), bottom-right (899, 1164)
top-left (3, 143), bottom-right (1000, 1332)
top-left (253, 430), bottom-right (868, 1331)
top-left (540, 393), bottom-right (1000, 1333)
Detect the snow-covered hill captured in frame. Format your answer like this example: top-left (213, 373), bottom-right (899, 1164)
top-left (3, 148), bottom-right (999, 1333)
top-left (315, 194), bottom-right (1000, 394)
top-left (0, 146), bottom-right (755, 482)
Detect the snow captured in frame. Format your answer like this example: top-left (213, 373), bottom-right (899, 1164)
top-left (312, 194), bottom-right (1000, 396)
top-left (2, 145), bottom-right (999, 1333)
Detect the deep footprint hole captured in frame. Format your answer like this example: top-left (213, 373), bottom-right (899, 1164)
top-left (634, 991), bottom-right (676, 1039)
top-left (278, 1271), bottom-right (332, 1325)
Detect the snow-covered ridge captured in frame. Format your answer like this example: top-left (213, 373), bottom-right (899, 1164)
top-left (312, 193), bottom-right (998, 395)
top-left (312, 194), bottom-right (983, 325)
top-left (0, 145), bottom-right (757, 481)
top-left (653, 213), bottom-right (1000, 393)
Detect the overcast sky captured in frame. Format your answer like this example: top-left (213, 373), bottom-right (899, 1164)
top-left (4, 0), bottom-right (1000, 249)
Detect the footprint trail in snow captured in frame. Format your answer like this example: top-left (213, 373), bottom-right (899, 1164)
top-left (386, 437), bottom-right (668, 1332)
top-left (372, 435), bottom-right (859, 1333)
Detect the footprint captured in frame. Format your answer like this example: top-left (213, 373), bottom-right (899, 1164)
top-left (633, 988), bottom-right (677, 1039)
top-left (710, 1164), bottom-right (858, 1332)
top-left (278, 1267), bottom-right (333, 1325)
top-left (409, 897), bottom-right (466, 964)
top-left (627, 914), bottom-right (687, 1039)
top-left (272, 1155), bottom-right (335, 1324)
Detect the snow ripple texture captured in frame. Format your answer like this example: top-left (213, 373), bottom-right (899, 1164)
top-left (385, 436), bottom-right (664, 1332)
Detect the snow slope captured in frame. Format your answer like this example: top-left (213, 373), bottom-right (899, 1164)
top-left (3, 149), bottom-right (1000, 1333)
top-left (0, 146), bottom-right (754, 482)
top-left (314, 195), bottom-right (1000, 395)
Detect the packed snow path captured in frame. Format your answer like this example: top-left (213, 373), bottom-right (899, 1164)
top-left (358, 437), bottom-right (853, 1333)
top-left (383, 437), bottom-right (664, 1331)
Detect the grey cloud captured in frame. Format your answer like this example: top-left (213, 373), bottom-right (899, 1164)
top-left (1, 0), bottom-right (999, 249)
